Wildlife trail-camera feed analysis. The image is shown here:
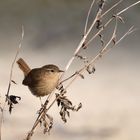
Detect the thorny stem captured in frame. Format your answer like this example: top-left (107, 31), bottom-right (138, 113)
top-left (0, 26), bottom-right (24, 140)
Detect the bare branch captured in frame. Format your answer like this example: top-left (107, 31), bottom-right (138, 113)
top-left (23, 1), bottom-right (140, 139)
top-left (85, 17), bottom-right (113, 46)
top-left (63, 17), bottom-right (118, 90)
top-left (0, 25), bottom-right (24, 140)
top-left (117, 1), bottom-right (140, 16)
top-left (101, 0), bottom-right (124, 18)
top-left (81, 0), bottom-right (140, 49)
top-left (6, 25), bottom-right (24, 98)
top-left (84, 0), bottom-right (96, 34)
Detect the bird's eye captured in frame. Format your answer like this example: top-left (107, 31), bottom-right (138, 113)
top-left (50, 69), bottom-right (54, 72)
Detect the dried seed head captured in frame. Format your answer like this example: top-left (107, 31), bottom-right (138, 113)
top-left (56, 94), bottom-right (82, 123)
top-left (6, 95), bottom-right (21, 113)
top-left (96, 20), bottom-right (103, 29)
top-left (112, 35), bottom-right (117, 45)
top-left (11, 80), bottom-right (17, 84)
top-left (98, 0), bottom-right (106, 9)
top-left (99, 34), bottom-right (104, 46)
top-left (39, 113), bottom-right (53, 134)
top-left (86, 65), bottom-right (96, 74)
top-left (82, 42), bottom-right (88, 49)
top-left (57, 84), bottom-right (67, 95)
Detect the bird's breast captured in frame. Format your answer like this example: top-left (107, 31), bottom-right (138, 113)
top-left (29, 74), bottom-right (59, 97)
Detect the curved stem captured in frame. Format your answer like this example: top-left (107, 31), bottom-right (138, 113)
top-left (0, 26), bottom-right (24, 140)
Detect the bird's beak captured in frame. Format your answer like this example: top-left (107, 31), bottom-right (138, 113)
top-left (59, 70), bottom-right (64, 72)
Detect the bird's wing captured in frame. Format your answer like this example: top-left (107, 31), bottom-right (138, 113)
top-left (22, 68), bottom-right (43, 86)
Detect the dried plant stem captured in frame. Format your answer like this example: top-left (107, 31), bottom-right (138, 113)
top-left (101, 0), bottom-right (124, 18)
top-left (35, 18), bottom-right (118, 128)
top-left (24, 1), bottom-right (140, 139)
top-left (85, 0), bottom-right (140, 47)
top-left (60, 0), bottom-right (105, 79)
top-left (87, 28), bottom-right (135, 69)
top-left (47, 1), bottom-right (105, 104)
top-left (60, 73), bottom-right (76, 84)
top-left (63, 26), bottom-right (135, 90)
top-left (85, 17), bottom-right (112, 46)
top-left (63, 17), bottom-right (118, 89)
top-left (103, 26), bottom-right (136, 55)
top-left (84, 0), bottom-right (105, 37)
top-left (45, 1), bottom-right (106, 98)
top-left (25, 99), bottom-right (51, 140)
top-left (0, 26), bottom-right (24, 140)
top-left (117, 1), bottom-right (140, 15)
top-left (84, 0), bottom-right (96, 34)
top-left (6, 26), bottom-right (24, 98)
top-left (26, 109), bottom-right (45, 139)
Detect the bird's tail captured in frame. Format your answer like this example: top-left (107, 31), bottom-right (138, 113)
top-left (17, 58), bottom-right (31, 76)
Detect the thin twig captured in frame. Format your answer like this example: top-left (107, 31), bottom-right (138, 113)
top-left (84, 0), bottom-right (140, 48)
top-left (24, 1), bottom-right (140, 139)
top-left (64, 17), bottom-right (118, 90)
top-left (36, 1), bottom-right (104, 127)
top-left (48, 0), bottom-right (106, 100)
top-left (101, 0), bottom-right (124, 18)
top-left (100, 16), bottom-right (118, 53)
top-left (0, 26), bottom-right (24, 140)
top-left (85, 17), bottom-right (113, 46)
top-left (25, 25), bottom-right (137, 140)
top-left (84, 0), bottom-right (105, 39)
top-left (117, 1), bottom-right (140, 15)
top-left (84, 0), bottom-right (96, 34)
top-left (63, 26), bottom-right (136, 91)
top-left (104, 26), bottom-right (136, 55)
top-left (60, 73), bottom-right (77, 84)
top-left (6, 25), bottom-right (24, 98)
top-left (45, 18), bottom-right (118, 115)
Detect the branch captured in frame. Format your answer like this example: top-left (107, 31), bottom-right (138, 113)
top-left (23, 1), bottom-right (140, 139)
top-left (84, 0), bottom-right (96, 34)
top-left (62, 25), bottom-right (136, 91)
top-left (0, 26), bottom-right (24, 140)
top-left (117, 1), bottom-right (140, 15)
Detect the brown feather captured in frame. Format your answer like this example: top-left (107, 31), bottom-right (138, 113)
top-left (17, 58), bottom-right (31, 76)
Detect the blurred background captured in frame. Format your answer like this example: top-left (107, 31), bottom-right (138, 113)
top-left (0, 0), bottom-right (140, 140)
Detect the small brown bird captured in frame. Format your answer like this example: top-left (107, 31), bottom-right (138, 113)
top-left (17, 58), bottom-right (63, 97)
